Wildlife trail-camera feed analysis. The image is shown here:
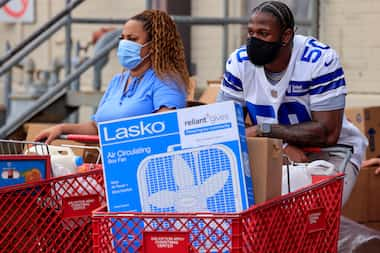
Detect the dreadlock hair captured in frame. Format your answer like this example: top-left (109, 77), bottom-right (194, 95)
top-left (130, 10), bottom-right (190, 93)
top-left (252, 1), bottom-right (295, 33)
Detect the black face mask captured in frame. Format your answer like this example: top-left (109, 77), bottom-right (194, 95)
top-left (246, 37), bottom-right (282, 66)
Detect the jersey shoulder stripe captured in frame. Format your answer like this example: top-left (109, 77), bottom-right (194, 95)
top-left (223, 71), bottom-right (243, 91)
top-left (235, 46), bottom-right (249, 63)
top-left (288, 67), bottom-right (344, 88)
top-left (311, 67), bottom-right (344, 87)
top-left (309, 78), bottom-right (345, 95)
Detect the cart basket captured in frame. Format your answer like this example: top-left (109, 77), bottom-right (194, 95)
top-left (92, 174), bottom-right (344, 253)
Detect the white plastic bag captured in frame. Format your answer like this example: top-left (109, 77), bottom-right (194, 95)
top-left (282, 160), bottom-right (337, 194)
top-left (339, 216), bottom-right (380, 253)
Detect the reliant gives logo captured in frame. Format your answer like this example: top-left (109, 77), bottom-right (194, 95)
top-left (102, 121), bottom-right (166, 142)
top-left (184, 113), bottom-right (230, 127)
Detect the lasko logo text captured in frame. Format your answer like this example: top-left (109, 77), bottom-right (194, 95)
top-left (103, 121), bottom-right (165, 141)
top-left (184, 113), bottom-right (230, 127)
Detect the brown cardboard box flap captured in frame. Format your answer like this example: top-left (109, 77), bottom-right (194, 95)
top-left (368, 170), bottom-right (380, 221)
top-left (199, 81), bottom-right (221, 104)
top-left (342, 166), bottom-right (380, 222)
top-left (247, 137), bottom-right (283, 204)
top-left (345, 106), bottom-right (380, 159)
top-left (342, 167), bottom-right (370, 222)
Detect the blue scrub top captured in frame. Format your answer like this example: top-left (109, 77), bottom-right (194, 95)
top-left (92, 68), bottom-right (186, 123)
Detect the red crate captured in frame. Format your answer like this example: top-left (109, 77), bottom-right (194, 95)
top-left (92, 174), bottom-right (344, 253)
top-left (0, 169), bottom-right (105, 253)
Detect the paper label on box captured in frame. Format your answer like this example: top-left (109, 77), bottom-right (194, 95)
top-left (177, 103), bottom-right (238, 148)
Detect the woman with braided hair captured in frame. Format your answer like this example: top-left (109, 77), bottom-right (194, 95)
top-left (35, 9), bottom-right (189, 144)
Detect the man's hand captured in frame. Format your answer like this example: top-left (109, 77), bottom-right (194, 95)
top-left (361, 158), bottom-right (380, 175)
top-left (284, 144), bottom-right (308, 163)
top-left (246, 125), bottom-right (259, 137)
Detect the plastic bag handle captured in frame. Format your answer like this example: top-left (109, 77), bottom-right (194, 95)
top-left (306, 160), bottom-right (337, 176)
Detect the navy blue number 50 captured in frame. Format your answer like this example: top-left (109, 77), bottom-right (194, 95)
top-left (301, 39), bottom-right (330, 63)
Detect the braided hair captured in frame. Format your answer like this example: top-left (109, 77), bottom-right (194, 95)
top-left (130, 10), bottom-right (190, 93)
top-left (252, 1), bottom-right (295, 32)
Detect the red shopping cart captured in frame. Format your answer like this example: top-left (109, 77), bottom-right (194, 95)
top-left (0, 136), bottom-right (105, 253)
top-left (92, 173), bottom-right (344, 252)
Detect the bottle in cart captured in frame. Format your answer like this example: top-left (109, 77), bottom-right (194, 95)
top-left (48, 146), bottom-right (84, 177)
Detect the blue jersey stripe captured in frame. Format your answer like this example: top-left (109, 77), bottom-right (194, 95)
top-left (224, 71), bottom-right (243, 88)
top-left (288, 67), bottom-right (344, 89)
top-left (309, 77), bottom-right (346, 95)
top-left (312, 68), bottom-right (344, 87)
top-left (236, 47), bottom-right (249, 62)
top-left (223, 78), bottom-right (243, 92)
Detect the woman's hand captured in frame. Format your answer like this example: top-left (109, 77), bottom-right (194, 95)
top-left (33, 124), bottom-right (64, 144)
top-left (361, 158), bottom-right (380, 175)
top-left (283, 144), bottom-right (309, 163)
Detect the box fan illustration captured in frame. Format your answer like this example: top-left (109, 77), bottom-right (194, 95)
top-left (137, 144), bottom-right (243, 213)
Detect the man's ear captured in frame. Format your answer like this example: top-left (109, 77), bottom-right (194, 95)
top-left (281, 28), bottom-right (293, 46)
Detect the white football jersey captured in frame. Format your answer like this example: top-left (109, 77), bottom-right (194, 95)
top-left (220, 35), bottom-right (367, 167)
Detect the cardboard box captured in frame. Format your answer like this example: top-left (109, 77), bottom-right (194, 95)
top-left (342, 166), bottom-right (380, 222)
top-left (199, 81), bottom-right (220, 104)
top-left (368, 169), bottom-right (380, 221)
top-left (197, 81), bottom-right (253, 126)
top-left (247, 137), bottom-right (283, 204)
top-left (24, 123), bottom-right (82, 151)
top-left (98, 101), bottom-right (254, 213)
top-left (345, 107), bottom-right (380, 159)
top-left (342, 167), bottom-right (370, 222)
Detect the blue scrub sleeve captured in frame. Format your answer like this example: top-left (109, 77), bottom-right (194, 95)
top-left (153, 80), bottom-right (186, 111)
top-left (91, 74), bottom-right (122, 121)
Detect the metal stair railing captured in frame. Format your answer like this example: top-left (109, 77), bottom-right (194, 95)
top-left (0, 36), bottom-right (120, 139)
top-left (0, 0), bottom-right (85, 74)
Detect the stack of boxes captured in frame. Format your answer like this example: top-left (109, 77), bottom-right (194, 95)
top-left (343, 107), bottom-right (380, 230)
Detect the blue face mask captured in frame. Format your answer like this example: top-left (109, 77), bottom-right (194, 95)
top-left (117, 39), bottom-right (150, 70)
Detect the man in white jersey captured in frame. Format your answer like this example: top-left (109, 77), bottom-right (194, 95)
top-left (217, 1), bottom-right (367, 205)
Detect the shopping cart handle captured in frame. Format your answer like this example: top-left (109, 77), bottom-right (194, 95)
top-left (59, 134), bottom-right (99, 143)
top-left (303, 145), bottom-right (353, 154)
top-left (302, 147), bottom-right (322, 153)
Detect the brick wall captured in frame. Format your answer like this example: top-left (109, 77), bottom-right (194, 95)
top-left (319, 0), bottom-right (380, 107)
top-left (191, 0), bottom-right (244, 96)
